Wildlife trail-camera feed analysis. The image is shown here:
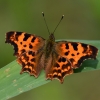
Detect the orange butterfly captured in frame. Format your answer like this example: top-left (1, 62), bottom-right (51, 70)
top-left (5, 13), bottom-right (98, 83)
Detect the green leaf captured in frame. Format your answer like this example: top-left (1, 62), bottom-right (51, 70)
top-left (0, 40), bottom-right (100, 100)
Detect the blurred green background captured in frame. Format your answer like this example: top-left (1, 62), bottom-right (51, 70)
top-left (0, 0), bottom-right (100, 100)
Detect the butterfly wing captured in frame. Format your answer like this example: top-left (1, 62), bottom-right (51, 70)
top-left (55, 41), bottom-right (98, 69)
top-left (44, 45), bottom-right (73, 83)
top-left (5, 31), bottom-right (45, 77)
top-left (45, 41), bottom-right (98, 83)
top-left (45, 52), bottom-right (73, 83)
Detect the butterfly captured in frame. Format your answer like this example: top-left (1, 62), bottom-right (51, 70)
top-left (5, 13), bottom-right (98, 83)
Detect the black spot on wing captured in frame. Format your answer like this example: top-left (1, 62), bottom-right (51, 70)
top-left (15, 32), bottom-right (22, 41)
top-left (23, 33), bottom-right (31, 41)
top-left (71, 54), bottom-right (75, 56)
top-left (20, 42), bottom-right (22, 45)
top-left (65, 51), bottom-right (69, 56)
top-left (81, 43), bottom-right (87, 49)
top-left (28, 51), bottom-right (32, 55)
top-left (77, 52), bottom-right (79, 55)
top-left (27, 68), bottom-right (32, 73)
top-left (62, 57), bottom-right (66, 62)
top-left (58, 57), bottom-right (66, 62)
top-left (23, 45), bottom-right (26, 47)
top-left (31, 37), bottom-right (36, 42)
top-left (29, 44), bottom-right (33, 49)
top-left (69, 58), bottom-right (75, 63)
top-left (65, 43), bottom-right (69, 49)
top-left (53, 74), bottom-right (57, 78)
top-left (28, 51), bottom-right (35, 56)
top-left (81, 43), bottom-right (88, 53)
top-left (31, 58), bottom-right (35, 62)
top-left (71, 43), bottom-right (78, 51)
top-left (58, 70), bottom-right (61, 73)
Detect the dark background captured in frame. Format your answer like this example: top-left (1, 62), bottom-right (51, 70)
top-left (0, 0), bottom-right (100, 100)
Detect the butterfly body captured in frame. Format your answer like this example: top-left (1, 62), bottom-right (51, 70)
top-left (5, 31), bottom-right (98, 83)
top-left (44, 33), bottom-right (55, 59)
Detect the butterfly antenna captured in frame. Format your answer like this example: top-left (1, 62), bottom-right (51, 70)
top-left (42, 12), bottom-right (50, 35)
top-left (53, 15), bottom-right (64, 34)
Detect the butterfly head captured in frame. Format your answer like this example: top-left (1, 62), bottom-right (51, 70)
top-left (49, 33), bottom-right (55, 42)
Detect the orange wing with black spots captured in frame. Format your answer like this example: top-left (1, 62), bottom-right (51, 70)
top-left (45, 55), bottom-right (73, 83)
top-left (5, 31), bottom-right (45, 77)
top-left (55, 41), bottom-right (98, 69)
top-left (5, 31), bottom-right (45, 56)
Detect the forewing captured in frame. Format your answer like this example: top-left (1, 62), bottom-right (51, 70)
top-left (5, 31), bottom-right (45, 77)
top-left (5, 31), bottom-right (45, 56)
top-left (55, 41), bottom-right (98, 69)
